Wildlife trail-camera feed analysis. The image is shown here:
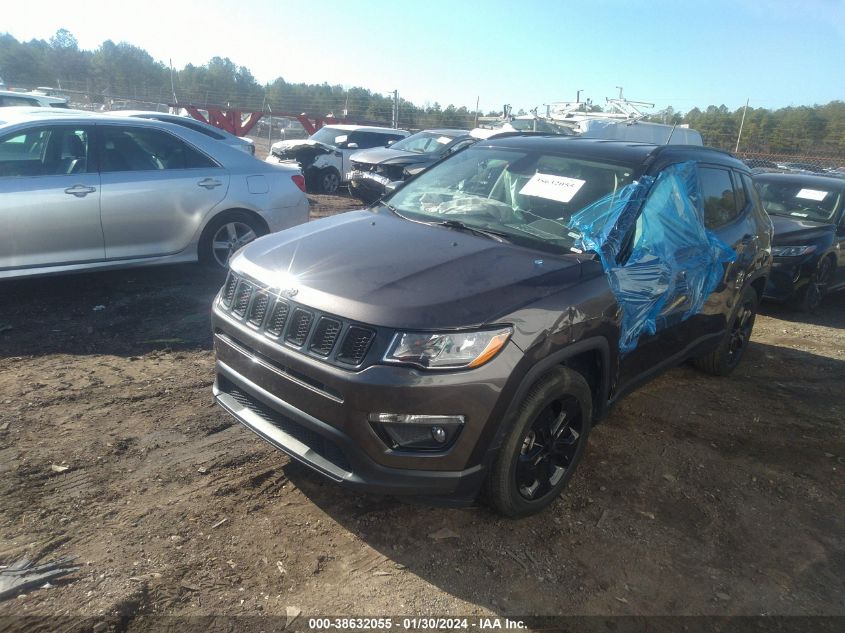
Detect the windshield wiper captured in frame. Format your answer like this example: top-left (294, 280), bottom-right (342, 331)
top-left (436, 219), bottom-right (511, 243)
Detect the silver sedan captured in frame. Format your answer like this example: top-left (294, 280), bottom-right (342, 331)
top-left (0, 109), bottom-right (309, 279)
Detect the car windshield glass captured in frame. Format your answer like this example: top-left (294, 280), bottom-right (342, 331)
top-left (309, 126), bottom-right (346, 146)
top-left (385, 146), bottom-right (635, 254)
top-left (390, 131), bottom-right (458, 154)
top-left (757, 181), bottom-right (841, 222)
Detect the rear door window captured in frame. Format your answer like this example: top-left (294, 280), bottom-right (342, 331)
top-left (100, 126), bottom-right (218, 172)
top-left (699, 166), bottom-right (741, 228)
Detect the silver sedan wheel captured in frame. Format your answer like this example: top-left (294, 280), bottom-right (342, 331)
top-left (211, 221), bottom-right (257, 268)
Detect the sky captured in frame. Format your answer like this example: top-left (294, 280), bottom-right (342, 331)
top-left (3, 0), bottom-right (844, 115)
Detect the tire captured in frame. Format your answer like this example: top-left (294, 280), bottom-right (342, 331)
top-left (198, 211), bottom-right (267, 270)
top-left (692, 285), bottom-right (758, 376)
top-left (798, 256), bottom-right (834, 314)
top-left (349, 182), bottom-right (381, 204)
top-left (318, 168), bottom-right (341, 194)
top-left (486, 367), bottom-right (593, 518)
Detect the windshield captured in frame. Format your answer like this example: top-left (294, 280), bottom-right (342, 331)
top-left (757, 180), bottom-right (842, 223)
top-left (309, 126), bottom-right (347, 147)
top-left (385, 146), bottom-right (636, 254)
top-left (390, 131), bottom-right (459, 154)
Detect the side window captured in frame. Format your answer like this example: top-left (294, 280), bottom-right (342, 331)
top-left (733, 172), bottom-right (748, 211)
top-left (0, 126), bottom-right (89, 177)
top-left (699, 166), bottom-right (740, 229)
top-left (100, 126), bottom-right (217, 172)
top-left (347, 132), bottom-right (383, 149)
top-left (1, 95), bottom-right (39, 107)
top-left (740, 173), bottom-right (762, 213)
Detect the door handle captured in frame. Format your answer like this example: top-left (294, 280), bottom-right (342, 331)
top-left (64, 184), bottom-right (96, 197)
top-left (197, 178), bottom-right (223, 189)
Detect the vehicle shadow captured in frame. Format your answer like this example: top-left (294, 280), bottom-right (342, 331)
top-left (282, 338), bottom-right (845, 617)
top-left (759, 290), bottom-right (845, 329)
top-left (0, 264), bottom-right (225, 359)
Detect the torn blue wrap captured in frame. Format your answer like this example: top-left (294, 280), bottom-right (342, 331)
top-left (568, 161), bottom-right (736, 354)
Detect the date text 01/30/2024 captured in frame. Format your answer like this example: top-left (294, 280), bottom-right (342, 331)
top-left (307, 617), bottom-right (527, 630)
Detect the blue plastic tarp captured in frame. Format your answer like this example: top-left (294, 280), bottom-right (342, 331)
top-left (568, 161), bottom-right (736, 354)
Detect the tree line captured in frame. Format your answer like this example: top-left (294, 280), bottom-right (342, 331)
top-left (1, 30), bottom-right (843, 156)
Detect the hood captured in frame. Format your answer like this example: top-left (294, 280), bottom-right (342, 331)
top-left (231, 210), bottom-right (585, 330)
top-left (769, 214), bottom-right (835, 245)
top-left (270, 138), bottom-right (325, 152)
top-left (270, 139), bottom-right (333, 164)
top-left (351, 146), bottom-right (434, 166)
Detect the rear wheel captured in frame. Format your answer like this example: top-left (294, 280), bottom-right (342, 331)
top-left (798, 256), bottom-right (833, 313)
top-left (486, 367), bottom-right (592, 518)
top-left (693, 285), bottom-right (757, 376)
top-left (199, 211), bottom-right (267, 270)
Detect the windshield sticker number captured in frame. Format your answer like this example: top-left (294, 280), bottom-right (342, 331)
top-left (795, 188), bottom-right (827, 201)
top-left (520, 173), bottom-right (586, 203)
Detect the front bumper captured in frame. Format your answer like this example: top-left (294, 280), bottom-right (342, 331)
top-left (763, 256), bottom-right (816, 301)
top-left (211, 302), bottom-right (522, 500)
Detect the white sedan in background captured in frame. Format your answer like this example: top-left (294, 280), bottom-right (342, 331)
top-left (0, 109), bottom-right (309, 278)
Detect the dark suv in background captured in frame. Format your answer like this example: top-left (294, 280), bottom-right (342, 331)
top-left (211, 136), bottom-right (772, 517)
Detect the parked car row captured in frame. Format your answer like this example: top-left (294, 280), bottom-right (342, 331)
top-left (2, 107), bottom-right (842, 517)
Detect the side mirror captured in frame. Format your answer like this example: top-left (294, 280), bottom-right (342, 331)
top-left (385, 181), bottom-right (401, 194)
top-left (346, 142), bottom-right (358, 149)
top-left (387, 140), bottom-right (396, 146)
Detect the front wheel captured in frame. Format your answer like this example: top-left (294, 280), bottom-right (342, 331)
top-left (798, 256), bottom-right (833, 313)
top-left (692, 285), bottom-right (758, 376)
top-left (199, 212), bottom-right (267, 270)
top-left (485, 367), bottom-right (592, 518)
top-left (318, 168), bottom-right (341, 194)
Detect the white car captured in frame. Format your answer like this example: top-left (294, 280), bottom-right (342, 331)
top-left (0, 109), bottom-right (309, 278)
top-left (266, 124), bottom-right (408, 193)
top-left (106, 110), bottom-right (256, 155)
top-left (0, 89), bottom-right (69, 108)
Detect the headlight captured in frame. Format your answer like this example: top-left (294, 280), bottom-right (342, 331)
top-left (771, 245), bottom-right (816, 257)
top-left (384, 327), bottom-right (512, 370)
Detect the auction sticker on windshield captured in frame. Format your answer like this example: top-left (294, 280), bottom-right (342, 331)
top-left (520, 173), bottom-right (585, 203)
top-left (795, 188), bottom-right (828, 201)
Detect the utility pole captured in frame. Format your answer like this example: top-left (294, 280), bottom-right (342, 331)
top-left (392, 90), bottom-right (398, 128)
top-left (169, 58), bottom-right (177, 110)
top-left (474, 95), bottom-right (479, 128)
top-left (735, 97), bottom-right (750, 153)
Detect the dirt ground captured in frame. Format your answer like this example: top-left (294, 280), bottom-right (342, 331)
top-left (1, 194), bottom-right (844, 628)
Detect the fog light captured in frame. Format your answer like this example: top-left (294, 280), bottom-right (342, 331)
top-left (368, 413), bottom-right (464, 451)
top-left (431, 426), bottom-right (447, 444)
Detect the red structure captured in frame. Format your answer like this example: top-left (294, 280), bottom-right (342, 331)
top-left (176, 103), bottom-right (390, 138)
top-left (181, 105), bottom-right (263, 137)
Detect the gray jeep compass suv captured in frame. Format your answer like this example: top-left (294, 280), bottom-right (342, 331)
top-left (211, 136), bottom-right (772, 517)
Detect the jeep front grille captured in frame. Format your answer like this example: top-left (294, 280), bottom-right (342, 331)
top-left (218, 272), bottom-right (377, 368)
top-left (309, 317), bottom-right (342, 357)
top-left (337, 326), bottom-right (376, 366)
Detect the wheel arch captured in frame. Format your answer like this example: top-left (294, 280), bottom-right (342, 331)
top-left (486, 337), bottom-right (611, 457)
top-left (195, 207), bottom-right (271, 266)
top-left (197, 207), bottom-right (270, 245)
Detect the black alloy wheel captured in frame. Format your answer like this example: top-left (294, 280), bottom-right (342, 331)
top-left (516, 396), bottom-right (584, 501)
top-left (726, 295), bottom-right (756, 369)
top-left (801, 257), bottom-right (833, 313)
top-left (486, 367), bottom-right (592, 517)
